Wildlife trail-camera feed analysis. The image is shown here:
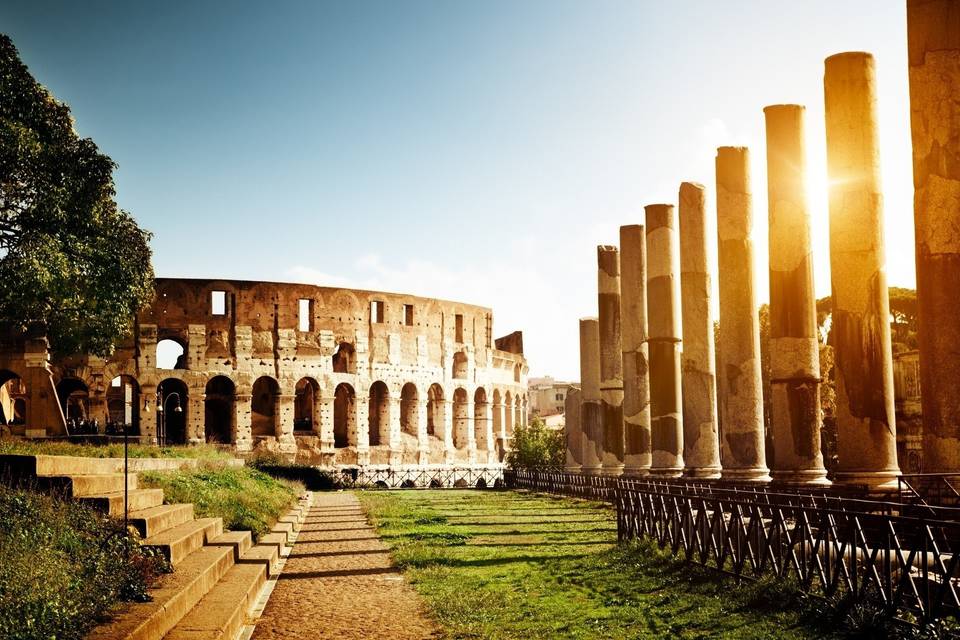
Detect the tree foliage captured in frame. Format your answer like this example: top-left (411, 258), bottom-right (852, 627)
top-left (0, 34), bottom-right (153, 356)
top-left (506, 417), bottom-right (564, 470)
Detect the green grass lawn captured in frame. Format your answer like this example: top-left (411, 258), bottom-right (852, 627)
top-left (0, 439), bottom-right (234, 460)
top-left (359, 490), bottom-right (836, 640)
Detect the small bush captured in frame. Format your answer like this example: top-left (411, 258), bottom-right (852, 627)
top-left (246, 453), bottom-right (338, 491)
top-left (139, 465), bottom-right (302, 540)
top-left (0, 486), bottom-right (169, 640)
top-left (506, 417), bottom-right (564, 471)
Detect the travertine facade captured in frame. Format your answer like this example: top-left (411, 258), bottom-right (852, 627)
top-left (3, 278), bottom-right (527, 468)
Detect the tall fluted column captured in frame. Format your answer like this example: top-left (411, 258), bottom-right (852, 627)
top-left (564, 387), bottom-right (583, 472)
top-left (645, 205), bottom-right (684, 476)
top-left (908, 1), bottom-right (960, 472)
top-left (620, 225), bottom-right (652, 475)
top-left (598, 246), bottom-right (624, 475)
top-left (824, 52), bottom-right (899, 490)
top-left (579, 317), bottom-right (603, 474)
top-left (716, 147), bottom-right (770, 482)
top-left (679, 183), bottom-right (721, 478)
top-left (764, 105), bottom-right (830, 485)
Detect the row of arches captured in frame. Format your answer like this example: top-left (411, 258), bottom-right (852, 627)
top-left (155, 338), bottom-right (360, 374)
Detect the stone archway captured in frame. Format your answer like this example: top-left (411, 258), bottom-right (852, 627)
top-left (204, 375), bottom-right (234, 444)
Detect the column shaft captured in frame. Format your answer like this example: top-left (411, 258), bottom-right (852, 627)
top-left (679, 183), bottom-right (722, 478)
top-left (716, 146), bottom-right (771, 482)
top-left (764, 104), bottom-right (829, 485)
top-left (824, 52), bottom-right (899, 489)
top-left (579, 317), bottom-right (603, 474)
top-left (646, 204), bottom-right (684, 476)
top-left (598, 246), bottom-right (624, 475)
top-left (620, 225), bottom-right (652, 475)
top-left (908, 1), bottom-right (960, 472)
top-left (564, 387), bottom-right (583, 471)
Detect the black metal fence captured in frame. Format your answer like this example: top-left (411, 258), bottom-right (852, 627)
top-left (506, 469), bottom-right (960, 626)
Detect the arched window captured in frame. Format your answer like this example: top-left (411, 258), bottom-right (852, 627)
top-left (157, 378), bottom-right (188, 444)
top-left (295, 378), bottom-right (320, 433)
top-left (333, 383), bottom-right (355, 448)
top-left (400, 383), bottom-right (418, 437)
top-left (452, 388), bottom-right (469, 450)
top-left (251, 376), bottom-right (279, 437)
top-left (56, 378), bottom-right (90, 424)
top-left (452, 351), bottom-right (468, 379)
top-left (368, 381), bottom-right (390, 446)
top-left (426, 383), bottom-right (444, 438)
top-left (156, 339), bottom-right (187, 370)
top-left (504, 391), bottom-right (514, 436)
top-left (0, 370), bottom-right (26, 431)
top-left (107, 375), bottom-right (140, 435)
top-left (332, 342), bottom-right (356, 374)
top-left (492, 389), bottom-right (502, 440)
top-left (474, 387), bottom-right (488, 451)
top-left (204, 376), bottom-right (234, 444)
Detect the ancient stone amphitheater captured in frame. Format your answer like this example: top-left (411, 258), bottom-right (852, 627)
top-left (0, 278), bottom-right (529, 469)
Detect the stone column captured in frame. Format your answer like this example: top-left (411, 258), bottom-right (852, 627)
top-left (416, 395), bottom-right (430, 465)
top-left (715, 147), bottom-right (771, 482)
top-left (579, 317), bottom-right (603, 474)
top-left (679, 183), bottom-right (722, 478)
top-left (764, 104), bottom-right (829, 485)
top-left (565, 387), bottom-right (583, 472)
top-left (620, 225), bottom-right (652, 475)
top-left (645, 204), bottom-right (684, 477)
top-left (824, 52), bottom-right (900, 489)
top-left (277, 393), bottom-right (296, 457)
top-left (140, 384), bottom-right (157, 444)
top-left (908, 1), bottom-right (960, 472)
top-left (597, 246), bottom-right (625, 475)
top-left (234, 393), bottom-right (252, 452)
top-left (442, 399), bottom-right (454, 464)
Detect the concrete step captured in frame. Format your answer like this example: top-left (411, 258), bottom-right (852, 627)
top-left (257, 532), bottom-right (287, 554)
top-left (209, 531), bottom-right (253, 561)
top-left (0, 454), bottom-right (123, 477)
top-left (164, 563), bottom-right (267, 640)
top-left (144, 518), bottom-right (223, 567)
top-left (79, 488), bottom-right (165, 515)
top-left (129, 503), bottom-right (195, 538)
top-left (238, 543), bottom-right (281, 578)
top-left (270, 519), bottom-right (295, 542)
top-left (51, 473), bottom-right (138, 497)
top-left (86, 544), bottom-right (235, 640)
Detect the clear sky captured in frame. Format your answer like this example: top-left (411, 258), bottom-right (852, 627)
top-left (2, 1), bottom-right (914, 381)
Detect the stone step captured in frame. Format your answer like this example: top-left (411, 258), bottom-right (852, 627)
top-left (144, 517), bottom-right (223, 567)
top-left (86, 544), bottom-right (235, 640)
top-left (129, 503), bottom-right (195, 538)
top-left (208, 530), bottom-right (254, 561)
top-left (238, 543), bottom-right (281, 578)
top-left (0, 454), bottom-right (123, 477)
top-left (46, 473), bottom-right (139, 497)
top-left (79, 488), bottom-right (165, 515)
top-left (164, 562), bottom-right (267, 640)
top-left (270, 519), bottom-right (295, 541)
top-left (257, 532), bottom-right (287, 554)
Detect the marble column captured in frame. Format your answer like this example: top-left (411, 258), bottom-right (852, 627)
top-left (645, 204), bottom-right (684, 476)
top-left (620, 225), bottom-right (652, 475)
top-left (598, 246), bottom-right (625, 475)
top-left (908, 1), bottom-right (960, 472)
top-left (823, 52), bottom-right (899, 489)
top-left (579, 317), bottom-right (603, 474)
top-left (764, 104), bottom-right (830, 485)
top-left (565, 387), bottom-right (583, 472)
top-left (679, 183), bottom-right (722, 478)
top-left (716, 146), bottom-right (771, 482)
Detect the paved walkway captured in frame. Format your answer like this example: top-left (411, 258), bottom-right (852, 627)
top-left (251, 492), bottom-right (439, 640)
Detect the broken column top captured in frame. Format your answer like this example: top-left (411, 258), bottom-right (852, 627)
top-left (597, 245), bottom-right (620, 278)
top-left (644, 204), bottom-right (676, 231)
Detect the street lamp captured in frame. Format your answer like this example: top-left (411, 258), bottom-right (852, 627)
top-left (146, 385), bottom-right (182, 446)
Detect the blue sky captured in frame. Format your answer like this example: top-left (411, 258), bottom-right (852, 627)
top-left (2, 1), bottom-right (914, 380)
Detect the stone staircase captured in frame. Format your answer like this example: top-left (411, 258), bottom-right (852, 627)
top-left (0, 454), bottom-right (308, 640)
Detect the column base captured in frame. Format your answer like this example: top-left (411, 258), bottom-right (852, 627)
top-left (833, 470), bottom-right (900, 492)
top-left (581, 464), bottom-right (604, 475)
top-left (771, 469), bottom-right (831, 486)
top-left (720, 468), bottom-right (771, 483)
top-left (600, 464), bottom-right (624, 476)
top-left (683, 466), bottom-right (722, 479)
top-left (564, 464), bottom-right (583, 473)
top-left (622, 465), bottom-right (650, 477)
top-left (649, 467), bottom-right (684, 478)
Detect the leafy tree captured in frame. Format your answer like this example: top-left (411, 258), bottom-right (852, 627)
top-left (506, 417), bottom-right (564, 470)
top-left (0, 34), bottom-right (153, 357)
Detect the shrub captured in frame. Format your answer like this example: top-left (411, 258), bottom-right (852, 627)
top-left (0, 486), bottom-right (169, 640)
top-left (246, 454), bottom-right (338, 491)
top-left (506, 417), bottom-right (564, 471)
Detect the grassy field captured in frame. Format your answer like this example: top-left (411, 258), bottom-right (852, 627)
top-left (139, 465), bottom-right (302, 540)
top-left (0, 439), bottom-right (234, 460)
top-left (359, 490), bottom-right (837, 640)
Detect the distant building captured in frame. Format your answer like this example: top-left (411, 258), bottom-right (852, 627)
top-left (893, 350), bottom-right (923, 473)
top-left (528, 377), bottom-right (577, 428)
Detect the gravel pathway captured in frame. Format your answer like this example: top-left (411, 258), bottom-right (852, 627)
top-left (251, 492), bottom-right (439, 640)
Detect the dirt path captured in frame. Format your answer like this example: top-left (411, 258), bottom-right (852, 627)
top-left (250, 492), bottom-right (439, 640)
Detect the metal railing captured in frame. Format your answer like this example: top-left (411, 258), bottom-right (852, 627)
top-left (337, 466), bottom-right (504, 489)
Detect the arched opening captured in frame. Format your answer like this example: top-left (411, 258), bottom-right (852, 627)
top-left (251, 376), bottom-right (280, 438)
top-left (426, 383), bottom-right (444, 439)
top-left (492, 389), bottom-right (502, 439)
top-left (514, 395), bottom-right (522, 432)
top-left (156, 338), bottom-right (187, 370)
top-left (504, 391), bottom-right (514, 436)
top-left (295, 378), bottom-right (319, 434)
top-left (204, 376), bottom-right (234, 444)
top-left (57, 378), bottom-right (90, 430)
top-left (368, 381), bottom-right (390, 447)
top-left (157, 378), bottom-right (188, 445)
top-left (107, 375), bottom-right (140, 435)
top-left (452, 351), bottom-right (468, 379)
top-left (400, 383), bottom-right (418, 437)
top-left (332, 342), bottom-right (356, 374)
top-left (0, 370), bottom-right (26, 432)
top-left (522, 395), bottom-right (528, 428)
top-left (474, 387), bottom-right (488, 452)
top-left (452, 388), bottom-right (469, 450)
top-left (513, 363), bottom-right (521, 382)
top-left (333, 383), bottom-right (355, 448)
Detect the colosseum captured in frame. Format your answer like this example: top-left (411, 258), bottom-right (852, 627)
top-left (0, 278), bottom-right (529, 470)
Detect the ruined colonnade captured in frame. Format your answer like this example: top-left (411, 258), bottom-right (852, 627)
top-left (565, 4), bottom-right (960, 483)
